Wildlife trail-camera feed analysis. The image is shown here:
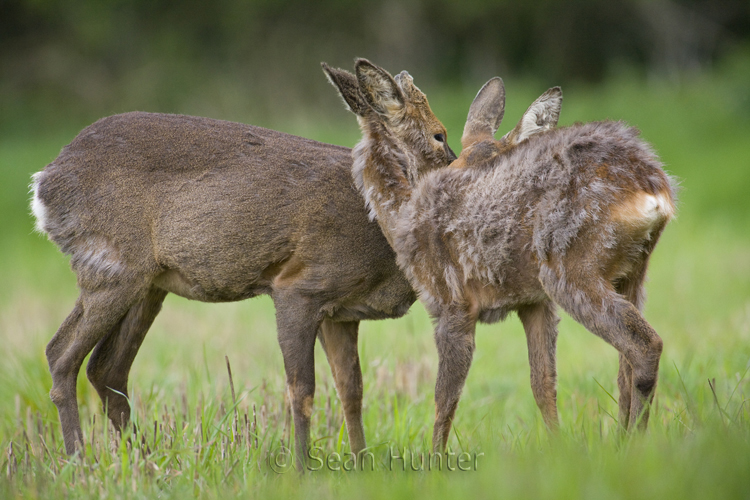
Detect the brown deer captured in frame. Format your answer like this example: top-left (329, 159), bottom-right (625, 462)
top-left (325, 59), bottom-right (676, 452)
top-left (30, 105), bottom-right (462, 463)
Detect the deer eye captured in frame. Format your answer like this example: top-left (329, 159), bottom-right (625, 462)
top-left (434, 133), bottom-right (445, 143)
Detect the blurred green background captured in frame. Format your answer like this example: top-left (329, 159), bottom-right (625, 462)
top-left (1, 1), bottom-right (750, 497)
top-left (2, 0), bottom-right (750, 135)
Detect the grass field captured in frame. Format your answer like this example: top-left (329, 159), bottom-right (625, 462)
top-left (1, 64), bottom-right (749, 498)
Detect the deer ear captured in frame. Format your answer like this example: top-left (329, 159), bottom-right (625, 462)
top-left (354, 58), bottom-right (405, 118)
top-left (504, 86), bottom-right (562, 146)
top-left (322, 62), bottom-right (369, 117)
top-left (394, 70), bottom-right (427, 103)
top-left (462, 77), bottom-right (505, 149)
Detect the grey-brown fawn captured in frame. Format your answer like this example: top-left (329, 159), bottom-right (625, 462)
top-left (31, 109), bottom-right (457, 465)
top-left (325, 59), bottom-right (676, 451)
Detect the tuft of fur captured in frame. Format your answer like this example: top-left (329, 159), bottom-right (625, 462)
top-left (30, 171), bottom-right (48, 235)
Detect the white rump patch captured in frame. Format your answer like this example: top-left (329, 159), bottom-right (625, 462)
top-left (638, 192), bottom-right (675, 223)
top-left (614, 191), bottom-right (675, 227)
top-left (30, 171), bottom-right (48, 234)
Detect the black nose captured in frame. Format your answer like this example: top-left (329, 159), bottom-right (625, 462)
top-left (446, 144), bottom-right (457, 162)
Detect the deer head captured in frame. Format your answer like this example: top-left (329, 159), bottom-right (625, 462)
top-left (323, 59), bottom-right (456, 185)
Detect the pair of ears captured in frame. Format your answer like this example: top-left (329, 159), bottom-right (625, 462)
top-left (466, 78), bottom-right (562, 150)
top-left (322, 58), bottom-right (562, 150)
top-left (322, 58), bottom-right (418, 119)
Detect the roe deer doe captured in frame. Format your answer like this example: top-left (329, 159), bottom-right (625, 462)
top-left (30, 107), bottom-right (460, 462)
top-left (325, 59), bottom-right (676, 451)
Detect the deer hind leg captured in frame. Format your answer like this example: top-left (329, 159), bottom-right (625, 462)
top-left (540, 265), bottom-right (662, 431)
top-left (518, 300), bottom-right (560, 429)
top-left (273, 290), bottom-right (320, 470)
top-left (432, 303), bottom-right (477, 452)
top-left (318, 319), bottom-right (366, 456)
top-left (46, 281), bottom-right (145, 455)
top-left (86, 286), bottom-right (168, 432)
top-left (613, 266), bottom-right (648, 430)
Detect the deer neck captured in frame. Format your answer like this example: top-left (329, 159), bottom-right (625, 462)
top-left (352, 124), bottom-right (413, 247)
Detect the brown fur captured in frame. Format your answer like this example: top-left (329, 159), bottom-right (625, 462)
top-left (31, 111), bottom-right (428, 466)
top-left (326, 60), bottom-right (676, 451)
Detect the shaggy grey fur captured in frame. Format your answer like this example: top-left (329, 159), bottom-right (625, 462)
top-left (400, 121), bottom-right (673, 313)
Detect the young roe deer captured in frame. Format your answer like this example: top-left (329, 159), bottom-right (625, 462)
top-left (31, 108), bottom-right (460, 461)
top-left (325, 59), bottom-right (676, 451)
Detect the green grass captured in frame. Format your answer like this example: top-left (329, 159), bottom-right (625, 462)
top-left (1, 67), bottom-right (749, 498)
